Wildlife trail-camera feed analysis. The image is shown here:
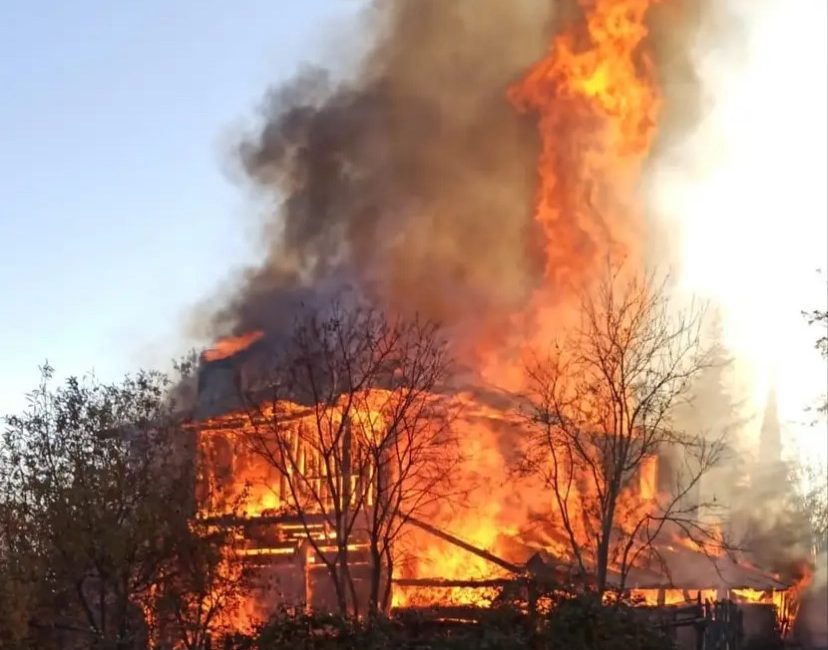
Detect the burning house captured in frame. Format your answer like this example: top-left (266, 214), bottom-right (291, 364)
top-left (185, 0), bottom-right (814, 641)
top-left (190, 341), bottom-right (801, 637)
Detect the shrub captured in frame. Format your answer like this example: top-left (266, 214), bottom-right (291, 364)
top-left (221, 595), bottom-right (676, 650)
top-left (542, 594), bottom-right (675, 650)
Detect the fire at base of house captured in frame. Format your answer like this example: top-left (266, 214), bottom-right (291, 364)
top-left (190, 351), bottom-right (805, 640)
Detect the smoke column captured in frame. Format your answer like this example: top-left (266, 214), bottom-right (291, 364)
top-left (198, 1), bottom-right (734, 377)
top-left (648, 0), bottom-right (827, 511)
top-left (202, 0), bottom-right (567, 363)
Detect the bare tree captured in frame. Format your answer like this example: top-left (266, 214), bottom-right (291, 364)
top-left (519, 267), bottom-right (727, 596)
top-left (352, 320), bottom-right (458, 614)
top-left (238, 304), bottom-right (456, 616)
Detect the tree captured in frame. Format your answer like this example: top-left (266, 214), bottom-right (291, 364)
top-left (0, 489), bottom-right (43, 649)
top-left (792, 462), bottom-right (827, 557)
top-left (1, 366), bottom-right (179, 648)
top-left (804, 308), bottom-right (828, 359)
top-left (238, 304), bottom-right (457, 616)
top-left (0, 364), bottom-right (241, 650)
top-left (803, 305), bottom-right (827, 415)
top-left (519, 267), bottom-right (727, 595)
top-left (351, 317), bottom-right (458, 615)
top-left (797, 296), bottom-right (827, 554)
top-left (145, 522), bottom-right (250, 650)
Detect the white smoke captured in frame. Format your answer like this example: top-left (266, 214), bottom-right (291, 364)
top-left (648, 0), bottom-right (828, 471)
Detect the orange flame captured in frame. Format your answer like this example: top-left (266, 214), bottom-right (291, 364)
top-left (202, 330), bottom-right (265, 362)
top-left (471, 0), bottom-right (663, 391)
top-left (508, 0), bottom-right (660, 286)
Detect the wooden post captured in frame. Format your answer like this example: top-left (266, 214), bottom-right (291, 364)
top-left (299, 540), bottom-right (312, 611)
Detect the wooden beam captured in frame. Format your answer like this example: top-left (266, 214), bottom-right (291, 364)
top-left (393, 578), bottom-right (517, 588)
top-left (407, 517), bottom-right (522, 574)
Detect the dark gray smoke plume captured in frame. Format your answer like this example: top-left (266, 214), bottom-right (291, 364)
top-left (198, 0), bottom-right (730, 358)
top-left (203, 1), bottom-right (570, 357)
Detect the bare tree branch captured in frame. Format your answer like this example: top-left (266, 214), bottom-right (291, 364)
top-left (235, 303), bottom-right (457, 616)
top-left (519, 264), bottom-right (729, 596)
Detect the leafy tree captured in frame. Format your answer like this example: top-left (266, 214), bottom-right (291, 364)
top-left (803, 308), bottom-right (828, 360)
top-left (794, 461), bottom-right (827, 557)
top-left (0, 493), bottom-right (43, 648)
top-left (218, 598), bottom-right (676, 650)
top-left (797, 294), bottom-right (827, 554)
top-left (0, 364), bottom-right (240, 649)
top-left (543, 594), bottom-right (674, 650)
top-left (145, 522), bottom-right (250, 650)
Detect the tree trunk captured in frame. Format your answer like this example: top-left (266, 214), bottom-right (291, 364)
top-left (381, 545), bottom-right (394, 613)
top-left (368, 538), bottom-right (382, 616)
top-left (596, 488), bottom-right (619, 596)
top-left (339, 420), bottom-right (354, 616)
top-left (368, 462), bottom-right (387, 616)
top-left (326, 564), bottom-right (347, 617)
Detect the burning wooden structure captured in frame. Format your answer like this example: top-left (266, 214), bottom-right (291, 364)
top-left (182, 0), bottom-right (814, 641)
top-left (191, 345), bottom-right (800, 635)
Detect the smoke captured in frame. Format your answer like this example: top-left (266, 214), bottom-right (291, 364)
top-left (197, 0), bottom-right (748, 370)
top-left (202, 0), bottom-right (569, 358)
top-left (642, 0), bottom-right (744, 268)
top-left (647, 0), bottom-right (827, 584)
top-left (646, 9), bottom-right (827, 643)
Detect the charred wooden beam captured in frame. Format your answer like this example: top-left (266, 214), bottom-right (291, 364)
top-left (407, 517), bottom-right (522, 574)
top-left (391, 605), bottom-right (515, 622)
top-left (197, 512), bottom-right (329, 527)
top-left (393, 578), bottom-right (516, 588)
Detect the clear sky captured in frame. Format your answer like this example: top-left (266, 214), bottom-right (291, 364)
top-left (0, 1), bottom-right (366, 415)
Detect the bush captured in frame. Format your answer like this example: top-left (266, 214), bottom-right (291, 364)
top-left (222, 607), bottom-right (399, 650)
top-left (542, 594), bottom-right (675, 650)
top-left (221, 596), bottom-right (676, 650)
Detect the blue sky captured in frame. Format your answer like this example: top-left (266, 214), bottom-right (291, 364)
top-left (0, 1), bottom-right (367, 415)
